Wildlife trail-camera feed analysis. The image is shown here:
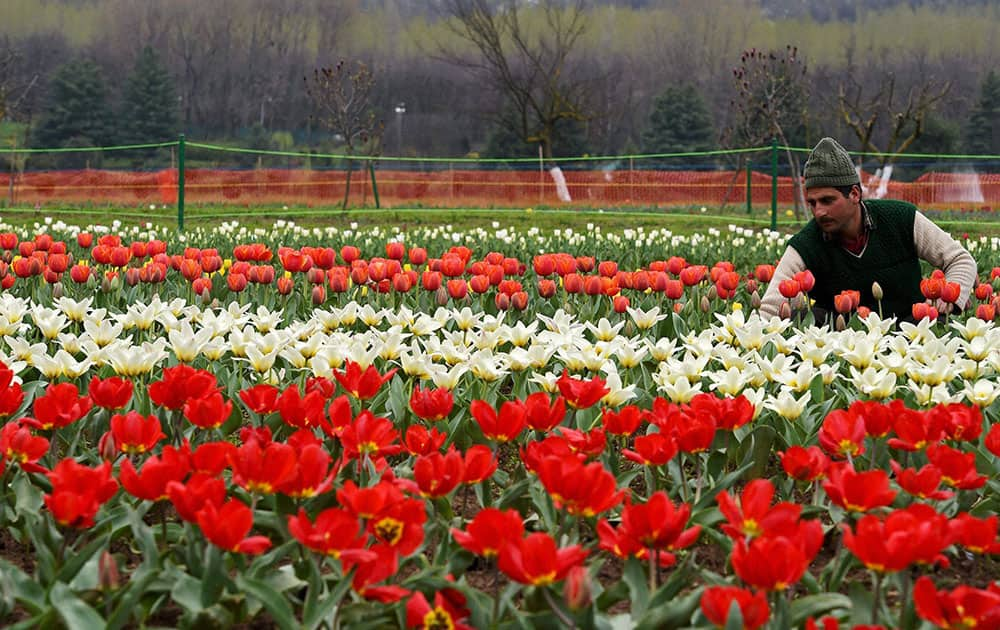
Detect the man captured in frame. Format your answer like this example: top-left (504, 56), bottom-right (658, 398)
top-left (760, 137), bottom-right (977, 321)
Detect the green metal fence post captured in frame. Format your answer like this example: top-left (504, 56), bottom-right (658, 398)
top-left (177, 134), bottom-right (186, 232)
top-left (746, 160), bottom-right (752, 214)
top-left (369, 160), bottom-right (380, 209)
top-left (770, 137), bottom-right (778, 231)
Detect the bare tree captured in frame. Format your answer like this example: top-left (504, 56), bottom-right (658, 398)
top-left (437, 0), bottom-right (591, 162)
top-left (729, 45), bottom-right (810, 216)
top-left (838, 71), bottom-right (952, 167)
top-left (305, 59), bottom-right (383, 209)
top-left (0, 36), bottom-right (35, 124)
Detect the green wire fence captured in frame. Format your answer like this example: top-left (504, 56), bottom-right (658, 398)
top-left (2, 136), bottom-right (1000, 231)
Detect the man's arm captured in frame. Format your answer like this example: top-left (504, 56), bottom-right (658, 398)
top-left (759, 246), bottom-right (807, 318)
top-left (913, 212), bottom-right (978, 309)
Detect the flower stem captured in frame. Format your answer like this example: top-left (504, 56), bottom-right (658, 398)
top-left (648, 547), bottom-right (658, 592)
top-left (871, 570), bottom-right (883, 625)
top-left (541, 586), bottom-right (575, 629)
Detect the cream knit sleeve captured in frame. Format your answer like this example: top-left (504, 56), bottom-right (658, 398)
top-left (759, 246), bottom-right (807, 318)
top-left (913, 211), bottom-right (978, 309)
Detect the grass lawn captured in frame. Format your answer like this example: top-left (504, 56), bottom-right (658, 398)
top-left (2, 203), bottom-right (1000, 238)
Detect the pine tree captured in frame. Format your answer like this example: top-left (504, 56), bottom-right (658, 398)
top-left (32, 58), bottom-right (114, 149)
top-left (641, 83), bottom-right (715, 154)
top-left (120, 47), bottom-right (179, 145)
top-left (964, 70), bottom-right (1000, 155)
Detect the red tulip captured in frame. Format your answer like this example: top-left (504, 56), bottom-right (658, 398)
top-left (556, 370), bottom-right (609, 410)
top-left (88, 375), bottom-right (133, 410)
top-left (167, 473), bottom-right (226, 523)
top-left (460, 445), bottom-right (497, 484)
top-left (717, 478), bottom-right (801, 540)
top-left (778, 445), bottom-right (829, 481)
top-left (778, 279), bottom-right (801, 299)
top-left (498, 532), bottom-right (588, 586)
top-left (44, 459), bottom-right (119, 529)
top-left (196, 499), bottom-right (272, 554)
top-left (451, 508), bottom-right (524, 558)
top-left (238, 384), bottom-right (281, 415)
top-left (403, 424), bottom-right (447, 457)
top-left (622, 432), bottom-right (677, 466)
top-left (821, 463), bottom-right (896, 513)
top-left (119, 445), bottom-right (191, 501)
top-left (409, 386), bottom-right (454, 422)
top-left (470, 399), bottom-right (527, 443)
top-left (0, 421), bottom-right (49, 471)
top-left (950, 512), bottom-right (1000, 554)
top-left (446, 278), bottom-right (468, 300)
top-left (108, 411), bottom-right (164, 455)
top-left (914, 576), bottom-right (1000, 629)
top-left (413, 448), bottom-right (464, 498)
top-left (535, 455), bottom-right (624, 517)
top-left (287, 507), bottom-right (373, 562)
top-left (333, 360), bottom-right (398, 400)
top-left (183, 390), bottom-right (233, 430)
top-left (730, 520), bottom-right (822, 591)
top-left (339, 410), bottom-right (403, 461)
top-left (817, 409), bottom-right (866, 459)
top-left (842, 504), bottom-right (952, 573)
top-left (701, 586), bottom-right (770, 630)
top-left (926, 443), bottom-right (987, 490)
top-left (24, 382), bottom-right (92, 431)
top-left (890, 461), bottom-right (953, 500)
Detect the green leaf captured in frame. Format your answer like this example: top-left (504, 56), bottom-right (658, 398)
top-left (847, 580), bottom-right (875, 626)
top-left (56, 532), bottom-right (110, 584)
top-left (50, 582), bottom-right (105, 630)
top-left (200, 543), bottom-right (226, 608)
top-left (695, 461), bottom-right (753, 511)
top-left (170, 572), bottom-right (204, 615)
top-left (105, 566), bottom-right (158, 630)
top-left (0, 559), bottom-right (46, 614)
top-left (235, 574), bottom-right (298, 630)
top-left (789, 593), bottom-right (852, 625)
top-left (634, 586), bottom-right (702, 630)
top-left (621, 557), bottom-right (649, 618)
top-left (747, 424), bottom-right (776, 479)
top-left (724, 599), bottom-right (745, 630)
top-left (12, 473), bottom-right (41, 517)
top-left (496, 477), bottom-right (531, 511)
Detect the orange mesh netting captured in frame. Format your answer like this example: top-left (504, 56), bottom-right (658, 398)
top-left (2, 168), bottom-right (998, 209)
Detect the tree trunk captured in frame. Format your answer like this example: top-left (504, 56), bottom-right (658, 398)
top-left (718, 154), bottom-right (745, 211)
top-left (342, 158), bottom-right (353, 210)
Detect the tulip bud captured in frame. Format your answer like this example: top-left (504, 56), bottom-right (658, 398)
top-left (51, 281), bottom-right (64, 300)
top-left (98, 551), bottom-right (120, 590)
top-left (200, 288), bottom-right (211, 304)
top-left (435, 286), bottom-right (449, 306)
top-left (871, 281), bottom-right (883, 301)
top-left (779, 301), bottom-right (792, 319)
top-left (700, 295), bottom-right (711, 312)
top-left (312, 284), bottom-right (326, 305)
top-left (791, 293), bottom-right (807, 311)
top-left (706, 285), bottom-right (718, 300)
top-left (673, 301), bottom-right (684, 314)
top-left (564, 565), bottom-right (591, 611)
top-left (98, 431), bottom-right (118, 461)
top-left (750, 289), bottom-right (761, 309)
top-left (101, 274), bottom-right (112, 293)
top-left (835, 314), bottom-right (846, 331)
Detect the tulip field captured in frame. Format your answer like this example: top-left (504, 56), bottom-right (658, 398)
top-left (1, 215), bottom-right (1000, 629)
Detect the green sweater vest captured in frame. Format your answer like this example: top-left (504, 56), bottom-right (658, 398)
top-left (788, 199), bottom-right (924, 319)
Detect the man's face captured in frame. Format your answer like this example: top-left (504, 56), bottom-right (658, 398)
top-left (806, 186), bottom-right (861, 237)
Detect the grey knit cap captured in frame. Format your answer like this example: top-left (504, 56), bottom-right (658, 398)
top-left (803, 137), bottom-right (860, 189)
